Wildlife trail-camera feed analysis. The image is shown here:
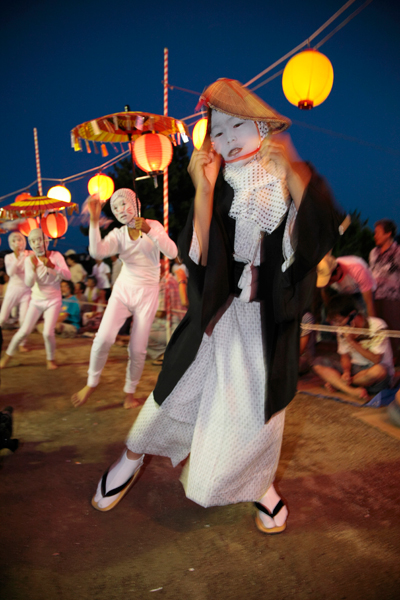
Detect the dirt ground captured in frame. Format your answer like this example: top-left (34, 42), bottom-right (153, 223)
top-left (1, 331), bottom-right (399, 600)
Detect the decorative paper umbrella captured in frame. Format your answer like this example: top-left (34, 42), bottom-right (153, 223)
top-left (0, 195), bottom-right (78, 219)
top-left (71, 109), bottom-right (189, 214)
top-left (71, 110), bottom-right (188, 148)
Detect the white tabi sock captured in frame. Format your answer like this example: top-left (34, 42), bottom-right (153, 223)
top-left (94, 449), bottom-right (144, 509)
top-left (258, 484), bottom-right (288, 529)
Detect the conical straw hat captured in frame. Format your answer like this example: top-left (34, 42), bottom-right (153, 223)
top-left (199, 78), bottom-right (291, 133)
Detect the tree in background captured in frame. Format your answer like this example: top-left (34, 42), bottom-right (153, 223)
top-left (332, 209), bottom-right (374, 262)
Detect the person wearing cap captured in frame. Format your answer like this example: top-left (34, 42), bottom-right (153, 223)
top-left (316, 252), bottom-right (376, 317)
top-left (71, 188), bottom-right (178, 409)
top-left (0, 231), bottom-right (32, 352)
top-left (65, 250), bottom-right (87, 284)
top-left (0, 229), bottom-right (71, 370)
top-left (90, 79), bottom-right (346, 534)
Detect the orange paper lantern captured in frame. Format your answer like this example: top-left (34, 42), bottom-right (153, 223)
top-left (193, 118), bottom-right (208, 150)
top-left (18, 217), bottom-right (39, 237)
top-left (88, 174), bottom-right (115, 201)
top-left (15, 192), bottom-right (32, 203)
top-left (282, 49), bottom-right (334, 110)
top-left (133, 133), bottom-right (173, 174)
top-left (41, 213), bottom-right (68, 238)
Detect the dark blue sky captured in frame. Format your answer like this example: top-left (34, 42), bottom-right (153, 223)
top-left (1, 0), bottom-right (399, 253)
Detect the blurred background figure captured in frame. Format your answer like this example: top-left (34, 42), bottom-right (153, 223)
top-left (369, 219), bottom-right (400, 365)
top-left (299, 311), bottom-right (316, 375)
top-left (0, 232), bottom-right (31, 352)
top-left (92, 258), bottom-right (111, 293)
top-left (317, 252), bottom-right (376, 317)
top-left (54, 280), bottom-right (81, 337)
top-left (65, 250), bottom-right (87, 284)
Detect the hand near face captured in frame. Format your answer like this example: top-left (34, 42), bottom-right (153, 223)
top-left (188, 135), bottom-right (221, 195)
top-left (31, 255), bottom-right (39, 269)
top-left (38, 255), bottom-right (55, 269)
top-left (133, 217), bottom-right (150, 234)
top-left (88, 195), bottom-right (102, 224)
top-left (259, 133), bottom-right (299, 178)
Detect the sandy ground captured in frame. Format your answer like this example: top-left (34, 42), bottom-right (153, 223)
top-left (0, 331), bottom-right (399, 600)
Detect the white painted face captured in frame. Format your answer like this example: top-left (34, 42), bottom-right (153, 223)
top-left (8, 232), bottom-right (26, 252)
top-left (110, 189), bottom-right (140, 227)
top-left (210, 110), bottom-right (261, 167)
top-left (28, 229), bottom-right (49, 257)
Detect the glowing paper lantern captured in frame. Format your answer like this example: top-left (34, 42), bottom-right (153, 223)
top-left (133, 133), bottom-right (173, 174)
top-left (282, 49), bottom-right (334, 110)
top-left (15, 192), bottom-right (32, 203)
top-left (193, 118), bottom-right (208, 150)
top-left (18, 217), bottom-right (39, 237)
top-left (41, 213), bottom-right (68, 238)
top-left (88, 174), bottom-right (115, 201)
top-left (47, 185), bottom-right (71, 203)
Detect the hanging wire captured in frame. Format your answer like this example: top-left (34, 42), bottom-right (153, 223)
top-left (244, 0), bottom-right (359, 87)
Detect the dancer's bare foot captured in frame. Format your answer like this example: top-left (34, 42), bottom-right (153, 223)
top-left (71, 385), bottom-right (96, 407)
top-left (123, 393), bottom-right (141, 409)
top-left (19, 345), bottom-right (29, 353)
top-left (0, 354), bottom-right (12, 369)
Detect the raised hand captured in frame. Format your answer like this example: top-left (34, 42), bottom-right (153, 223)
top-left (88, 195), bottom-right (102, 224)
top-left (188, 135), bottom-right (221, 196)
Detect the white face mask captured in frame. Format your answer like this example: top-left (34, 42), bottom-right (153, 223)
top-left (9, 232), bottom-right (26, 252)
top-left (28, 230), bottom-right (49, 257)
top-left (110, 189), bottom-right (141, 227)
top-left (210, 110), bottom-right (261, 167)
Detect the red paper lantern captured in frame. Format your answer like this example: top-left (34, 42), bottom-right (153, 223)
top-left (18, 217), bottom-right (39, 237)
top-left (41, 213), bottom-right (68, 238)
top-left (15, 192), bottom-right (32, 203)
top-left (133, 133), bottom-right (173, 174)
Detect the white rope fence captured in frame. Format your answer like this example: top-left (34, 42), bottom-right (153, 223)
top-left (301, 322), bottom-right (400, 339)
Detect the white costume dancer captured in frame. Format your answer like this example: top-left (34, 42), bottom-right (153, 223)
top-left (0, 229), bottom-right (71, 370)
top-left (0, 232), bottom-right (31, 349)
top-left (71, 188), bottom-right (177, 408)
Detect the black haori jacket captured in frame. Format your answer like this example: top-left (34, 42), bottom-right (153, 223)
top-left (153, 168), bottom-right (346, 422)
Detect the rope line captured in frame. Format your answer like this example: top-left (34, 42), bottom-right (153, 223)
top-left (301, 322), bottom-right (400, 339)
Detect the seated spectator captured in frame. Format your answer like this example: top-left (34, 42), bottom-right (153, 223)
top-left (313, 294), bottom-right (394, 400)
top-left (65, 250), bottom-right (87, 284)
top-left (369, 219), bottom-right (400, 365)
top-left (299, 311), bottom-right (316, 375)
top-left (317, 252), bottom-right (376, 316)
top-left (81, 288), bottom-right (107, 331)
top-left (74, 281), bottom-right (89, 315)
top-left (54, 280), bottom-right (81, 337)
top-left (83, 276), bottom-right (100, 310)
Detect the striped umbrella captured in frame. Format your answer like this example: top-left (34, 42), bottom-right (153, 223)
top-left (0, 195), bottom-right (78, 219)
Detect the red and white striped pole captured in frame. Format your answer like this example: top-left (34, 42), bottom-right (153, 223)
top-left (33, 128), bottom-right (43, 196)
top-left (163, 47), bottom-right (171, 342)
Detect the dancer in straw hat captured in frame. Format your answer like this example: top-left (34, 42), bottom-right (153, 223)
top-left (90, 79), bottom-right (347, 534)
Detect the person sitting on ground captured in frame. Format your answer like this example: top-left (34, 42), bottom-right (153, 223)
top-left (369, 218), bottom-right (400, 365)
top-left (54, 280), bottom-right (81, 337)
top-left (65, 250), bottom-right (87, 284)
top-left (313, 294), bottom-right (394, 401)
top-left (81, 288), bottom-right (107, 330)
top-left (317, 252), bottom-right (376, 317)
top-left (83, 275), bottom-right (100, 310)
top-left (92, 258), bottom-right (111, 292)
